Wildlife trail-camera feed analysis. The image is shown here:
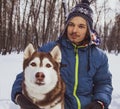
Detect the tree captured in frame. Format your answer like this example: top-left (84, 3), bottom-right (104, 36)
top-left (107, 14), bottom-right (120, 55)
top-left (0, 0), bottom-right (119, 54)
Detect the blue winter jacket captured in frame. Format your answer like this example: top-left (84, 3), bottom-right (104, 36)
top-left (11, 37), bottom-right (113, 109)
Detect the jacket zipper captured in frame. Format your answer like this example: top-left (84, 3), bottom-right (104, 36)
top-left (73, 46), bottom-right (81, 109)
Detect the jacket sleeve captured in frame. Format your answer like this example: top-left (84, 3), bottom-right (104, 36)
top-left (93, 51), bottom-right (113, 108)
top-left (38, 41), bottom-right (57, 52)
top-left (11, 72), bottom-right (23, 103)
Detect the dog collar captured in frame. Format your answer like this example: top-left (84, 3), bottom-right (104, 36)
top-left (39, 98), bottom-right (62, 109)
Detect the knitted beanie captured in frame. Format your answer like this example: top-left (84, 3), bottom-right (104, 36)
top-left (65, 0), bottom-right (93, 31)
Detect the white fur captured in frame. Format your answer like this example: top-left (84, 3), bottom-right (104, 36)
top-left (24, 43), bottom-right (35, 59)
top-left (24, 57), bottom-right (58, 101)
top-left (50, 45), bottom-right (61, 63)
top-left (51, 103), bottom-right (61, 109)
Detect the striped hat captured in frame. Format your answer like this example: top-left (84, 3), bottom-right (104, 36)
top-left (65, 0), bottom-right (93, 31)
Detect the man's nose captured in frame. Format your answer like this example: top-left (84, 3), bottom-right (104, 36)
top-left (72, 26), bottom-right (78, 32)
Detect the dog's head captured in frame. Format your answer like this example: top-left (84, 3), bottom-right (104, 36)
top-left (23, 43), bottom-right (62, 94)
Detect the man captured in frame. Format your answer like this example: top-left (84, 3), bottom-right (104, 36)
top-left (11, 0), bottom-right (113, 109)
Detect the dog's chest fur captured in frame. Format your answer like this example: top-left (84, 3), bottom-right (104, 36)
top-left (22, 44), bottom-right (65, 109)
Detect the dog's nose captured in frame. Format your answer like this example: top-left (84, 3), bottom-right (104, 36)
top-left (35, 72), bottom-right (45, 80)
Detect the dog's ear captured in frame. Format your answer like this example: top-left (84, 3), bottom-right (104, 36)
top-left (24, 43), bottom-right (35, 60)
top-left (50, 45), bottom-right (61, 63)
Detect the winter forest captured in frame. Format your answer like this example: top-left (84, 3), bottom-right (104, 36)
top-left (0, 0), bottom-right (120, 109)
top-left (0, 0), bottom-right (120, 55)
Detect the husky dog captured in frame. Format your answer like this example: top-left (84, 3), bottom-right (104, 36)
top-left (22, 43), bottom-right (65, 109)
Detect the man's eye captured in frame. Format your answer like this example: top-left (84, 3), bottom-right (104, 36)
top-left (79, 24), bottom-right (86, 29)
top-left (79, 25), bottom-right (86, 29)
top-left (46, 63), bottom-right (51, 68)
top-left (68, 23), bottom-right (74, 27)
top-left (30, 62), bottom-right (36, 67)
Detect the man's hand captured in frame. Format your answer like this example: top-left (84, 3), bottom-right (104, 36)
top-left (85, 101), bottom-right (104, 109)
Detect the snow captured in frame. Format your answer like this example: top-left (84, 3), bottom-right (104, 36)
top-left (0, 52), bottom-right (23, 109)
top-left (0, 52), bottom-right (120, 109)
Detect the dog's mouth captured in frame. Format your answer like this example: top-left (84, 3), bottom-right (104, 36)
top-left (35, 80), bottom-right (45, 85)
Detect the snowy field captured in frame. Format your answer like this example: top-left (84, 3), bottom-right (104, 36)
top-left (0, 51), bottom-right (120, 109)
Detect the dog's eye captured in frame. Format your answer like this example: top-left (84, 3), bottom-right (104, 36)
top-left (46, 63), bottom-right (51, 68)
top-left (30, 62), bottom-right (36, 67)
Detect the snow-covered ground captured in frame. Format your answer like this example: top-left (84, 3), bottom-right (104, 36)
top-left (0, 52), bottom-right (120, 109)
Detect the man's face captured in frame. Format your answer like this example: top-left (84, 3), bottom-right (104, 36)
top-left (67, 16), bottom-right (87, 45)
